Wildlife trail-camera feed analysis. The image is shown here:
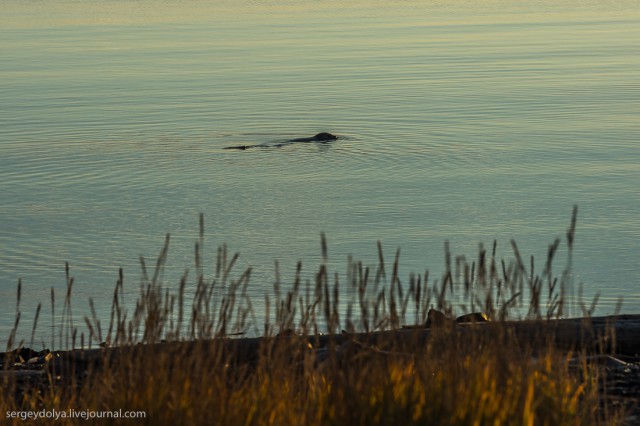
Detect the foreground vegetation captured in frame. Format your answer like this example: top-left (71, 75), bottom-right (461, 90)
top-left (1, 207), bottom-right (629, 424)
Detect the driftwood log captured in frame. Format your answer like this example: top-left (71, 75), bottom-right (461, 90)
top-left (2, 314), bottom-right (640, 386)
top-left (39, 314), bottom-right (640, 377)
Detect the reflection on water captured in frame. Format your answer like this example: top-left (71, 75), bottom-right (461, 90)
top-left (1, 0), bottom-right (639, 346)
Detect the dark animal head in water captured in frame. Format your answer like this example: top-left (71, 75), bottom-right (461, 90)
top-left (314, 132), bottom-right (338, 141)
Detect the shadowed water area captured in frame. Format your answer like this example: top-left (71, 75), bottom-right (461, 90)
top-left (1, 0), bottom-right (639, 347)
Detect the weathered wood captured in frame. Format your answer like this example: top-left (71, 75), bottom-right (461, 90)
top-left (43, 314), bottom-right (640, 374)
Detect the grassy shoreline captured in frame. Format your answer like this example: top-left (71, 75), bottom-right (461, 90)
top-left (2, 207), bottom-right (635, 424)
top-left (3, 317), bottom-right (632, 425)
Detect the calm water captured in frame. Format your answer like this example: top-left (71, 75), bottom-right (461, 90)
top-left (1, 0), bottom-right (639, 347)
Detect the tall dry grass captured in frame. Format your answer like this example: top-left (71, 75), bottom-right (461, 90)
top-left (1, 207), bottom-right (626, 425)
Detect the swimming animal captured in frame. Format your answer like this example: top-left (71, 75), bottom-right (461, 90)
top-left (288, 132), bottom-right (338, 143)
top-left (223, 132), bottom-right (338, 150)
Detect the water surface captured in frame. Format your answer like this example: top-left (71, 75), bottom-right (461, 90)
top-left (1, 0), bottom-right (639, 347)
